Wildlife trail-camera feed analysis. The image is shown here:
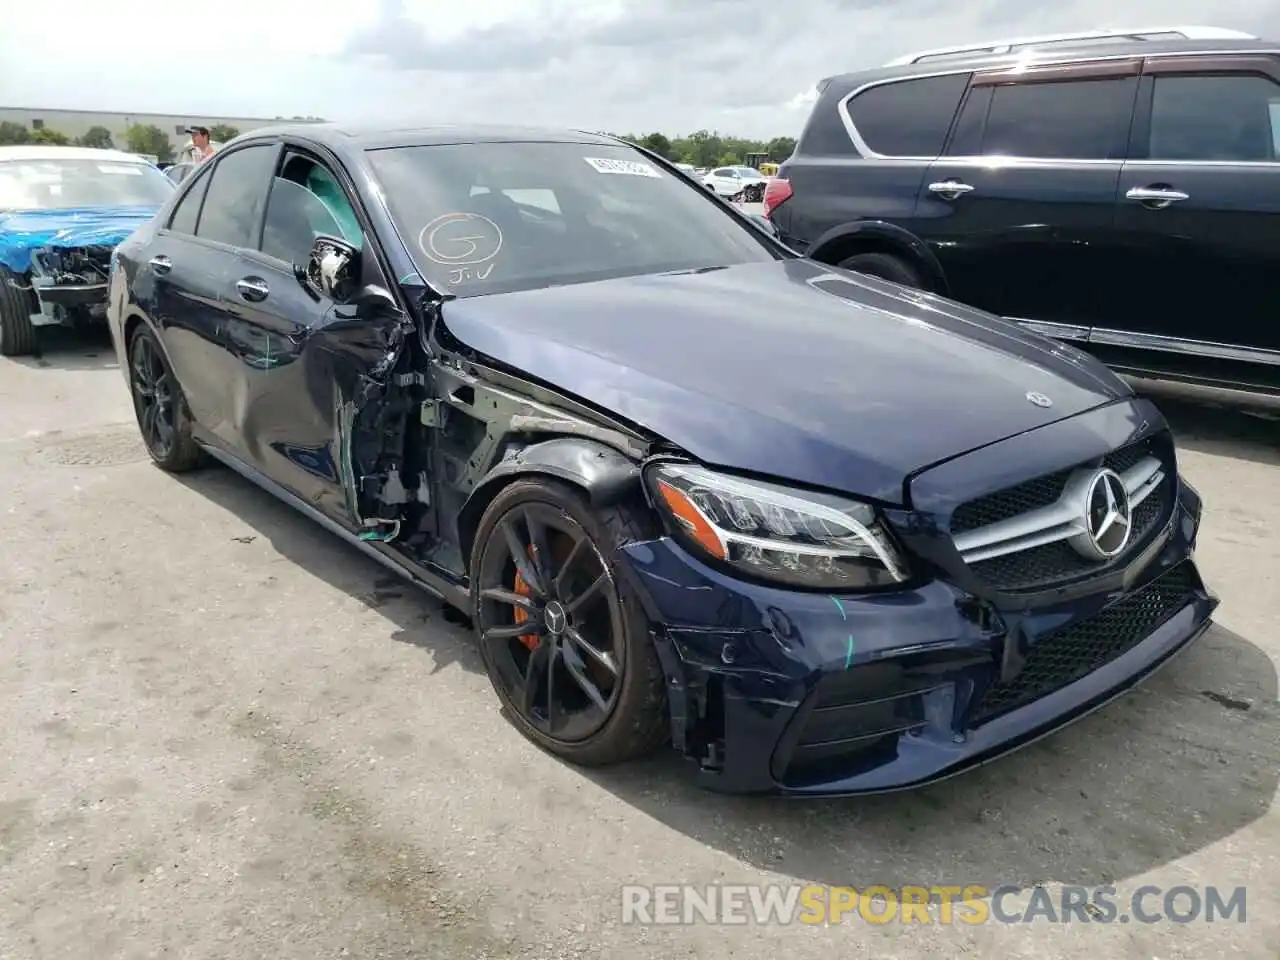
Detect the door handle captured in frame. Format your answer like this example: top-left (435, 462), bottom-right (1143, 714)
top-left (235, 277), bottom-right (270, 302)
top-left (1126, 186), bottom-right (1189, 208)
top-left (928, 180), bottom-right (975, 201)
top-left (149, 255), bottom-right (172, 275)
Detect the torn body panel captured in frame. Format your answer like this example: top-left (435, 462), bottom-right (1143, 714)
top-left (0, 206), bottom-right (157, 328)
top-left (407, 336), bottom-right (653, 578)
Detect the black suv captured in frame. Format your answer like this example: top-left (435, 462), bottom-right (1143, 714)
top-left (766, 27), bottom-right (1280, 397)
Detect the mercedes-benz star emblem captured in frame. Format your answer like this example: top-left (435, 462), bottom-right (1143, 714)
top-left (1026, 391), bottom-right (1053, 408)
top-left (1075, 469), bottom-right (1132, 560)
top-left (543, 601), bottom-right (567, 636)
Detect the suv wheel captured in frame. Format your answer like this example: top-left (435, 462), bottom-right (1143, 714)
top-left (838, 252), bottom-right (924, 289)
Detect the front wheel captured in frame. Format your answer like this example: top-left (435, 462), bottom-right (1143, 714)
top-left (471, 479), bottom-right (668, 767)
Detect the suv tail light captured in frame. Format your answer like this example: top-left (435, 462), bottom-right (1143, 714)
top-left (762, 178), bottom-right (793, 217)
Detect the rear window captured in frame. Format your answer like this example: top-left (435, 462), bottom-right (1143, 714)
top-left (975, 78), bottom-right (1137, 160)
top-left (367, 141), bottom-right (779, 298)
top-left (845, 73), bottom-right (971, 157)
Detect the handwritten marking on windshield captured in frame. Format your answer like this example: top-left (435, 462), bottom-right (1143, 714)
top-left (449, 264), bottom-right (495, 285)
top-left (418, 212), bottom-right (503, 266)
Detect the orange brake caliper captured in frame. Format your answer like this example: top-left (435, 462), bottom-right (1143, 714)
top-left (512, 545), bottom-right (540, 651)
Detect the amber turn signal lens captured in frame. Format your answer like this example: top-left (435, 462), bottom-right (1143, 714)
top-left (655, 478), bottom-right (727, 560)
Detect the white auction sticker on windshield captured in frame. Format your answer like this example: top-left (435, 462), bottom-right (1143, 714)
top-left (98, 164), bottom-right (143, 175)
top-left (583, 157), bottom-right (661, 178)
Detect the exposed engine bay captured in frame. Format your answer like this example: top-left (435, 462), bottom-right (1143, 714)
top-left (25, 243), bottom-right (115, 326)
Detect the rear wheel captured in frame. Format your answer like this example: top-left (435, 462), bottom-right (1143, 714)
top-left (0, 266), bottom-right (38, 357)
top-left (128, 324), bottom-right (205, 472)
top-left (471, 479), bottom-right (668, 767)
top-left (838, 251), bottom-right (925, 289)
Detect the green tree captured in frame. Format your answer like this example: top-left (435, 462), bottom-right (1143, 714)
top-left (0, 121), bottom-right (29, 145)
top-left (124, 123), bottom-right (174, 162)
top-left (208, 124), bottom-right (239, 142)
top-left (30, 127), bottom-right (71, 145)
top-left (78, 125), bottom-right (114, 149)
top-left (766, 136), bottom-right (796, 162)
top-left (639, 132), bottom-right (671, 159)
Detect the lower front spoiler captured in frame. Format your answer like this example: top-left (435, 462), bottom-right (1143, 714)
top-left (706, 590), bottom-right (1215, 797)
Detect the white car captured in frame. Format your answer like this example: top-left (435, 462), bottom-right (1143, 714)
top-left (700, 165), bottom-right (768, 201)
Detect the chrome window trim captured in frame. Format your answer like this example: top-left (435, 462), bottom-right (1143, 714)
top-left (837, 46), bottom-right (1280, 162)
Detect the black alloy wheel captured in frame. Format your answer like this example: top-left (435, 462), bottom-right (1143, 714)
top-left (128, 326), bottom-right (204, 472)
top-left (472, 479), bottom-right (668, 766)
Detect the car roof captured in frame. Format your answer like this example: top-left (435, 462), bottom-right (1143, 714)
top-left (0, 145), bottom-right (154, 164)
top-left (237, 121), bottom-right (625, 152)
top-left (823, 36), bottom-right (1280, 87)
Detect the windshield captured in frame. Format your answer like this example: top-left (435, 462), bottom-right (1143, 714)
top-left (366, 141), bottom-right (779, 298)
top-left (0, 158), bottom-right (174, 211)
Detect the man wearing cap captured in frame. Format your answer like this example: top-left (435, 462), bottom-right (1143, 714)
top-left (180, 126), bottom-right (217, 163)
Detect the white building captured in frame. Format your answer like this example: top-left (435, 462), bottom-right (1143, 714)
top-left (0, 106), bottom-right (322, 149)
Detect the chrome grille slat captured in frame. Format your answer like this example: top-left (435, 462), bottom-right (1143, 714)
top-left (954, 456), bottom-right (1165, 564)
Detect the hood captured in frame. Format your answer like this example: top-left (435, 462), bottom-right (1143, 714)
top-left (438, 259), bottom-right (1129, 504)
top-left (0, 205), bottom-right (160, 273)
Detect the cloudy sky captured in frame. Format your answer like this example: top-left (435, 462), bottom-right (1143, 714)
top-left (3, 0), bottom-right (1279, 139)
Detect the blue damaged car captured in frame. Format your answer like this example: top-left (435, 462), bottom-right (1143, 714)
top-left (0, 145), bottom-right (174, 356)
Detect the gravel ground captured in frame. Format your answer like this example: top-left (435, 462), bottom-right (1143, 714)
top-left (1, 327), bottom-right (1277, 959)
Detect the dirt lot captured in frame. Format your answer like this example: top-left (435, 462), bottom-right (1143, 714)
top-left (1, 328), bottom-right (1277, 959)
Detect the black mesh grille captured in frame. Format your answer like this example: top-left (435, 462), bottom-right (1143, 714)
top-left (969, 490), bottom-right (1166, 591)
top-left (951, 440), bottom-right (1156, 534)
top-left (951, 437), bottom-right (1172, 592)
top-left (969, 562), bottom-right (1195, 725)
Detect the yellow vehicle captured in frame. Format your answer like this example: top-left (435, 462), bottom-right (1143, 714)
top-left (759, 162), bottom-right (779, 177)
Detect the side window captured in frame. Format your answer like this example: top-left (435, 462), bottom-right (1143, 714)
top-left (1148, 74), bottom-right (1280, 162)
top-left (712, 168), bottom-right (732, 177)
top-left (978, 78), bottom-right (1136, 160)
top-left (167, 166), bottom-right (211, 235)
top-left (946, 87), bottom-right (992, 156)
top-left (260, 154), bottom-right (363, 266)
top-left (194, 144), bottom-right (278, 248)
top-left (845, 73), bottom-right (970, 157)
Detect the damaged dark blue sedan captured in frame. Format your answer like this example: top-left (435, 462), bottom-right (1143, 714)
top-left (106, 123), bottom-right (1217, 795)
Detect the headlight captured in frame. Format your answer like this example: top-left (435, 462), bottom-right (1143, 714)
top-left (646, 462), bottom-right (909, 590)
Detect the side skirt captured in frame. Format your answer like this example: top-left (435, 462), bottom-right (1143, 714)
top-left (196, 439), bottom-right (471, 612)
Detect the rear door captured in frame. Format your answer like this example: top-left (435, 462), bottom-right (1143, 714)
top-left (1102, 54), bottom-right (1280, 388)
top-left (777, 71), bottom-right (969, 253)
top-left (915, 60), bottom-right (1140, 331)
top-left (162, 142), bottom-right (282, 449)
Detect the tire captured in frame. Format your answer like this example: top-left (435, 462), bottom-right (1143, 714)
top-left (838, 251), bottom-right (925, 289)
top-left (470, 478), bottom-right (669, 767)
top-left (127, 323), bottom-right (205, 472)
top-left (0, 266), bottom-right (39, 357)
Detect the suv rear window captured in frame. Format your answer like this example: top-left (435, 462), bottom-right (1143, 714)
top-left (845, 73), bottom-right (970, 157)
top-left (972, 78), bottom-right (1136, 160)
top-left (1148, 74), bottom-right (1280, 161)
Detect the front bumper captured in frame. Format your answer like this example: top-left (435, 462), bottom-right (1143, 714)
top-left (619, 476), bottom-right (1214, 796)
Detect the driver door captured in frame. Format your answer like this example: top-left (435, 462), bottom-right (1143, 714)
top-left (221, 147), bottom-right (408, 529)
